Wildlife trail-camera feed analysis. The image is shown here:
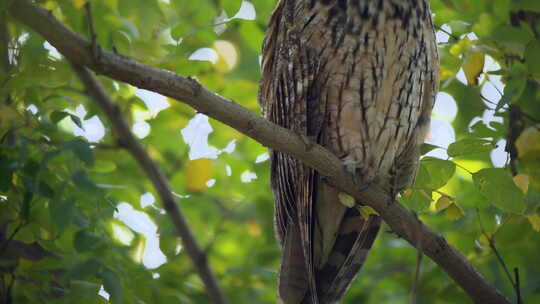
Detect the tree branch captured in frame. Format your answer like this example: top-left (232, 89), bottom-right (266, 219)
top-left (8, 1), bottom-right (510, 303)
top-left (69, 63), bottom-right (227, 304)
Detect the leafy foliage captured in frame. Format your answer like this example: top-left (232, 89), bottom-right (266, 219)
top-left (1, 0), bottom-right (540, 303)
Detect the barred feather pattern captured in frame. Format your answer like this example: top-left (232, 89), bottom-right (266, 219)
top-left (259, 0), bottom-right (439, 303)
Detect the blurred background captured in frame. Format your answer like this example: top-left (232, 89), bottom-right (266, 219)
top-left (1, 0), bottom-right (539, 303)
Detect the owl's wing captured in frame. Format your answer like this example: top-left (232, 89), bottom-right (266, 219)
top-left (259, 2), bottom-right (322, 303)
top-left (260, 3), bottom-right (382, 303)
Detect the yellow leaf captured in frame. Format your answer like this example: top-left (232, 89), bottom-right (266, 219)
top-left (445, 203), bottom-right (467, 220)
top-left (72, 0), bottom-right (86, 9)
top-left (436, 196), bottom-right (453, 212)
top-left (515, 127), bottom-right (540, 157)
top-left (246, 220), bottom-right (262, 237)
top-left (186, 158), bottom-right (213, 192)
top-left (402, 188), bottom-right (413, 197)
top-left (463, 51), bottom-right (485, 85)
top-left (358, 205), bottom-right (379, 220)
top-left (338, 192), bottom-right (356, 208)
top-left (449, 37), bottom-right (472, 56)
top-left (513, 174), bottom-right (529, 194)
top-left (478, 233), bottom-right (491, 246)
top-left (528, 214), bottom-right (540, 232)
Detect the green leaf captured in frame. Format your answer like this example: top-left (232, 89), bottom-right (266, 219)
top-left (420, 143), bottom-right (441, 155)
top-left (72, 171), bottom-right (99, 193)
top-left (101, 268), bottom-right (123, 304)
top-left (64, 139), bottom-right (95, 167)
top-left (472, 168), bottom-right (526, 214)
top-left (171, 23), bottom-right (188, 41)
top-left (50, 111), bottom-right (69, 124)
top-left (222, 0), bottom-right (243, 16)
top-left (50, 198), bottom-right (76, 233)
top-left (398, 189), bottom-right (432, 211)
top-left (525, 40), bottom-right (540, 78)
top-left (74, 230), bottom-right (102, 252)
top-left (67, 280), bottom-right (102, 301)
top-left (0, 160), bottom-right (14, 192)
top-left (420, 157), bottom-right (456, 189)
top-left (470, 120), bottom-right (503, 138)
top-left (70, 114), bottom-right (84, 130)
top-left (63, 258), bottom-right (102, 281)
top-left (510, 1), bottom-right (540, 13)
top-left (21, 190), bottom-right (33, 222)
top-left (447, 138), bottom-right (495, 158)
top-left (23, 178), bottom-right (55, 199)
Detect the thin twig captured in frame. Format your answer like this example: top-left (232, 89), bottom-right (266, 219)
top-left (476, 209), bottom-right (521, 301)
top-left (514, 268), bottom-right (522, 304)
top-left (70, 63), bottom-right (228, 304)
top-left (0, 222), bottom-right (26, 256)
top-left (84, 2), bottom-right (100, 62)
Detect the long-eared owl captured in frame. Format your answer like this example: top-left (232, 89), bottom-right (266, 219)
top-left (259, 0), bottom-right (439, 303)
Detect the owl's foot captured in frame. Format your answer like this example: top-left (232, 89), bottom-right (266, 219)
top-left (342, 158), bottom-right (375, 191)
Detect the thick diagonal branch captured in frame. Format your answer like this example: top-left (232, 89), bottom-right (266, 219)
top-left (8, 1), bottom-right (510, 303)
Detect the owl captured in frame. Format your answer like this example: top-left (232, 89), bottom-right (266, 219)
top-left (259, 0), bottom-right (439, 303)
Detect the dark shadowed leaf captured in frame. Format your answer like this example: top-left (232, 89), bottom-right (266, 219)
top-left (50, 110), bottom-right (69, 124)
top-left (101, 268), bottom-right (123, 304)
top-left (64, 139), bottom-right (95, 167)
top-left (70, 114), bottom-right (84, 130)
top-left (420, 143), bottom-right (442, 155)
top-left (63, 258), bottom-right (102, 281)
top-left (74, 230), bottom-right (103, 252)
top-left (50, 198), bottom-right (76, 233)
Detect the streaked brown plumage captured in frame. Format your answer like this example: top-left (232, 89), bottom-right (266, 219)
top-left (259, 0), bottom-right (439, 303)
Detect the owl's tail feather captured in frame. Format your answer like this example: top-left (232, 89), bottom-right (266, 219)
top-left (278, 225), bottom-right (310, 304)
top-left (279, 209), bottom-right (381, 304)
top-left (315, 208), bottom-right (381, 303)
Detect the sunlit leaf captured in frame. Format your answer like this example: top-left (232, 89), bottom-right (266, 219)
top-left (420, 157), bottom-right (456, 189)
top-left (447, 138), bottom-right (495, 158)
top-left (445, 203), bottom-right (467, 220)
top-left (513, 174), bottom-right (529, 194)
top-left (528, 215), bottom-right (540, 232)
top-left (399, 188), bottom-right (432, 212)
top-left (462, 51), bottom-right (484, 85)
top-left (473, 168), bottom-right (525, 214)
top-left (358, 205), bottom-right (379, 220)
top-left (436, 195), bottom-right (453, 212)
top-left (515, 127), bottom-right (540, 157)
